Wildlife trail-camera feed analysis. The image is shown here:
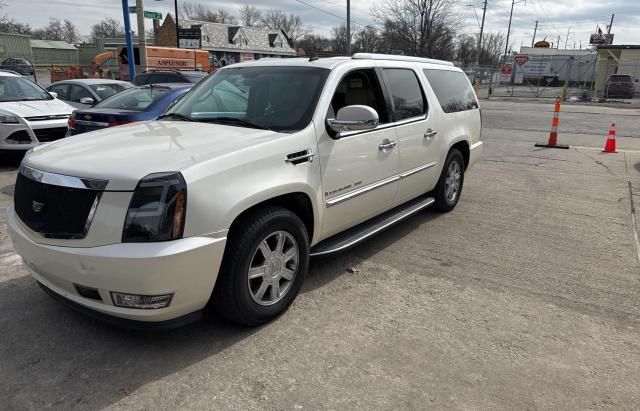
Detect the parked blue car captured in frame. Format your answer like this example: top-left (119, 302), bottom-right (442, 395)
top-left (67, 83), bottom-right (192, 135)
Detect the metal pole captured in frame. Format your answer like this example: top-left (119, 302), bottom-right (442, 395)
top-left (175, 0), bottom-right (180, 48)
top-left (477, 0), bottom-right (487, 66)
top-left (504, 0), bottom-right (515, 59)
top-left (122, 0), bottom-right (135, 81)
top-left (346, 0), bottom-right (351, 55)
top-left (136, 0), bottom-right (147, 70)
top-left (607, 13), bottom-right (614, 34)
top-left (531, 20), bottom-right (538, 47)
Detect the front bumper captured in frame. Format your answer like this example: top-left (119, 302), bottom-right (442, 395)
top-left (0, 118), bottom-right (69, 150)
top-left (8, 206), bottom-right (227, 323)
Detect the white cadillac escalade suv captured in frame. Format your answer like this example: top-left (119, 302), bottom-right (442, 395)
top-left (8, 54), bottom-right (482, 328)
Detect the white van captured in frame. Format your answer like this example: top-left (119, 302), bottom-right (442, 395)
top-left (8, 53), bottom-right (482, 328)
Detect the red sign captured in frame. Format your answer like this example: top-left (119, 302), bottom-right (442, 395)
top-left (514, 55), bottom-right (529, 65)
top-left (501, 64), bottom-right (513, 75)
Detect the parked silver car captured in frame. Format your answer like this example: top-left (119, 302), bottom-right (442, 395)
top-left (46, 79), bottom-right (133, 109)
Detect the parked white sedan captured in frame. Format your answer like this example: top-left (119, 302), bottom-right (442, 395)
top-left (0, 70), bottom-right (74, 153)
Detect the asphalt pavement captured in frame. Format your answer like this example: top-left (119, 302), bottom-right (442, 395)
top-left (1, 99), bottom-right (640, 409)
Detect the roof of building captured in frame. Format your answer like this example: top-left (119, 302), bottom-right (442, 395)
top-left (30, 39), bottom-right (77, 50)
top-left (179, 19), bottom-right (296, 55)
top-left (518, 46), bottom-right (595, 56)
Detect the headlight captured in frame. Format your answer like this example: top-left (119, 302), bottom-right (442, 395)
top-left (0, 114), bottom-right (19, 124)
top-left (123, 172), bottom-right (187, 243)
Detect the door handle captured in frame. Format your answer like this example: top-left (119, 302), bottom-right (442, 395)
top-left (378, 139), bottom-right (397, 151)
top-left (424, 129), bottom-right (438, 138)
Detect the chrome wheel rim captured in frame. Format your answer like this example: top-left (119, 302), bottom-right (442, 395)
top-left (445, 160), bottom-right (462, 202)
top-left (247, 231), bottom-right (299, 306)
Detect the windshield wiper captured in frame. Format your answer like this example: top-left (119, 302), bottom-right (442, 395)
top-left (199, 117), bottom-right (269, 130)
top-left (157, 112), bottom-right (193, 122)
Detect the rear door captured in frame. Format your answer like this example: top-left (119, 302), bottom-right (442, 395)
top-left (379, 66), bottom-right (440, 203)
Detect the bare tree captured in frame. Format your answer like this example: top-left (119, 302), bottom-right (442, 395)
top-left (31, 18), bottom-right (65, 41)
top-left (354, 25), bottom-right (380, 53)
top-left (239, 4), bottom-right (261, 27)
top-left (179, 2), bottom-right (236, 24)
top-left (0, 16), bottom-right (31, 35)
top-left (330, 24), bottom-right (351, 55)
top-left (297, 34), bottom-right (332, 55)
top-left (479, 32), bottom-right (507, 67)
top-left (456, 34), bottom-right (476, 66)
top-left (216, 8), bottom-right (237, 24)
top-left (63, 20), bottom-right (80, 43)
top-left (261, 9), bottom-right (307, 46)
top-left (90, 18), bottom-right (124, 43)
top-left (372, 0), bottom-right (459, 59)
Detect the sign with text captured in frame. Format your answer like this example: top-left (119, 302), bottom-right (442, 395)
top-left (514, 55), bottom-right (529, 65)
top-left (128, 7), bottom-right (162, 20)
top-left (178, 28), bottom-right (201, 49)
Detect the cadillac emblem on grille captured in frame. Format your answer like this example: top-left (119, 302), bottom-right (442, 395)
top-left (31, 200), bottom-right (45, 213)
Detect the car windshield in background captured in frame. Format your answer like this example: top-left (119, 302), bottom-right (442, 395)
top-left (183, 72), bottom-right (207, 83)
top-left (166, 66), bottom-right (329, 132)
top-left (95, 87), bottom-right (171, 111)
top-left (89, 83), bottom-right (130, 100)
top-left (0, 76), bottom-right (51, 102)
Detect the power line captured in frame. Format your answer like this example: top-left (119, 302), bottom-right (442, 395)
top-left (295, 0), bottom-right (379, 30)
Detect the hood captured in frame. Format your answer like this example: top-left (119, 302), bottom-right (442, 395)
top-left (0, 98), bottom-right (74, 118)
top-left (24, 121), bottom-right (285, 191)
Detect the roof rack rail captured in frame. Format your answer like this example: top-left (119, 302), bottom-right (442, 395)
top-left (351, 53), bottom-right (454, 66)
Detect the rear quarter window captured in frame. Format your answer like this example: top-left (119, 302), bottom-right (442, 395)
top-left (423, 69), bottom-right (478, 114)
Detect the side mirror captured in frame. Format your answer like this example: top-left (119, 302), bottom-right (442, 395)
top-left (48, 91), bottom-right (58, 98)
top-left (80, 97), bottom-right (95, 105)
top-left (327, 105), bottom-right (379, 135)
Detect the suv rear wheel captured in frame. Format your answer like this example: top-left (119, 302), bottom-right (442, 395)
top-left (210, 207), bottom-right (309, 326)
top-left (432, 148), bottom-right (465, 212)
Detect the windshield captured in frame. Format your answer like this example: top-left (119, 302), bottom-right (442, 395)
top-left (0, 76), bottom-right (51, 102)
top-left (166, 66), bottom-right (329, 132)
top-left (94, 86), bottom-right (171, 111)
top-left (89, 83), bottom-right (131, 100)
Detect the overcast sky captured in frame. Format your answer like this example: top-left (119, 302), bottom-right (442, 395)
top-left (5, 0), bottom-right (640, 51)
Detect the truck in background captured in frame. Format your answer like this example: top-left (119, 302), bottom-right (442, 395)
top-left (117, 46), bottom-right (211, 81)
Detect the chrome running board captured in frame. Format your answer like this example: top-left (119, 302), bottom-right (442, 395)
top-left (310, 196), bottom-right (435, 257)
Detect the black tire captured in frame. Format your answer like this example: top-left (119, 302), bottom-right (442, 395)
top-left (432, 148), bottom-right (465, 212)
top-left (209, 207), bottom-right (309, 326)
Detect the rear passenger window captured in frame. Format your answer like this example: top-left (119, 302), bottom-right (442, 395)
top-left (423, 69), bottom-right (478, 113)
top-left (383, 69), bottom-right (426, 121)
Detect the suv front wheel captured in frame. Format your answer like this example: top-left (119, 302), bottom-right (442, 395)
top-left (210, 207), bottom-right (309, 326)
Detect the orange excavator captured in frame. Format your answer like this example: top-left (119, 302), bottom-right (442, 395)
top-left (49, 51), bottom-right (117, 82)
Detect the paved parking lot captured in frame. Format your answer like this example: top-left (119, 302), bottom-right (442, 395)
top-left (2, 99), bottom-right (640, 409)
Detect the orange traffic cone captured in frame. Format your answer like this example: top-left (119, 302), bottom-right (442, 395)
top-left (603, 122), bottom-right (617, 153)
top-left (535, 96), bottom-right (569, 149)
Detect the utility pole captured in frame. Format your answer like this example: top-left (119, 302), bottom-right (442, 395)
top-left (531, 20), bottom-right (538, 47)
top-left (505, 0), bottom-right (525, 60)
top-left (346, 0), bottom-right (351, 55)
top-left (477, 0), bottom-right (488, 66)
top-left (136, 0), bottom-right (147, 70)
top-left (175, 0), bottom-right (180, 48)
top-left (607, 13), bottom-right (615, 34)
